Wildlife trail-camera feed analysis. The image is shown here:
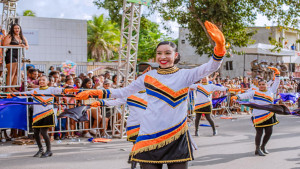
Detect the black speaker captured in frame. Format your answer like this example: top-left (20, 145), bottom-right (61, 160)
top-left (289, 63), bottom-right (295, 72)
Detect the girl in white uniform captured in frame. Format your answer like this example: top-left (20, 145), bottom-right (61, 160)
top-left (76, 21), bottom-right (226, 169)
top-left (233, 67), bottom-right (280, 156)
top-left (190, 76), bottom-right (230, 136)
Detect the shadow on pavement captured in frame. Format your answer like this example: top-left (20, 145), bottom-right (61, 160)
top-left (191, 146), bottom-right (300, 167)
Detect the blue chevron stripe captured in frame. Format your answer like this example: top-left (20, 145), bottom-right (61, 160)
top-left (146, 88), bottom-right (187, 108)
top-left (127, 101), bottom-right (146, 110)
top-left (253, 96), bottom-right (272, 103)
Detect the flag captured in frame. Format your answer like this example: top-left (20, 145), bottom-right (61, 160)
top-left (212, 96), bottom-right (227, 108)
top-left (0, 98), bottom-right (28, 130)
top-left (58, 106), bottom-right (90, 122)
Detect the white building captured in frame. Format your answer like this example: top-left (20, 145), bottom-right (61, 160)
top-left (178, 26), bottom-right (300, 78)
top-left (18, 16), bottom-right (87, 74)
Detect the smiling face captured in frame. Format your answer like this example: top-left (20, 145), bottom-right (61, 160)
top-left (258, 81), bottom-right (267, 91)
top-left (156, 45), bottom-right (178, 68)
top-left (39, 76), bottom-right (49, 87)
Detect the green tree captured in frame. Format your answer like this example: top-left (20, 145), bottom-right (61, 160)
top-left (94, 0), bottom-right (299, 56)
top-left (23, 10), bottom-right (36, 16)
top-left (93, 0), bottom-right (123, 26)
top-left (87, 14), bottom-right (120, 62)
top-left (137, 17), bottom-right (163, 61)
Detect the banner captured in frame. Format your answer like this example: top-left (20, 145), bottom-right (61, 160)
top-left (23, 29), bottom-right (39, 45)
top-left (0, 98), bottom-right (28, 130)
top-left (127, 0), bottom-right (151, 6)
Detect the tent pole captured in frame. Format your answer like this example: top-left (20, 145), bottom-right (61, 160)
top-left (243, 53), bottom-right (245, 77)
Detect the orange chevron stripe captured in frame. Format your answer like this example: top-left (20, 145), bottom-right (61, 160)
top-left (128, 95), bottom-right (147, 105)
top-left (197, 86), bottom-right (211, 95)
top-left (33, 109), bottom-right (53, 122)
top-left (254, 91), bottom-right (273, 101)
top-left (195, 102), bottom-right (211, 110)
top-left (132, 121), bottom-right (187, 152)
top-left (34, 91), bottom-right (53, 103)
top-left (127, 128), bottom-right (140, 137)
top-left (253, 113), bottom-right (273, 125)
top-left (145, 75), bottom-right (188, 98)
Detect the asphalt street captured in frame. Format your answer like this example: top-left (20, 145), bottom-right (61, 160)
top-left (1, 114), bottom-right (300, 169)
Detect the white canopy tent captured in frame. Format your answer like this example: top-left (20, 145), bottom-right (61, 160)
top-left (241, 43), bottom-right (295, 56)
top-left (239, 43), bottom-right (295, 76)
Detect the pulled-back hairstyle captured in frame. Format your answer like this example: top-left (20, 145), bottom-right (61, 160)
top-left (156, 41), bottom-right (180, 64)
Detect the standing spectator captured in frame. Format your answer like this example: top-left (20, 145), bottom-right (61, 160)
top-left (48, 66), bottom-right (55, 74)
top-left (240, 77), bottom-right (250, 114)
top-left (87, 71), bottom-right (93, 79)
top-left (49, 71), bottom-right (60, 87)
top-left (74, 78), bottom-right (82, 89)
top-left (0, 25), bottom-right (6, 64)
top-left (104, 71), bottom-right (111, 80)
top-left (38, 70), bottom-right (44, 78)
top-left (81, 78), bottom-right (101, 137)
top-left (3, 23), bottom-right (29, 92)
top-left (48, 76), bottom-right (55, 87)
top-left (27, 68), bottom-right (39, 89)
top-left (111, 75), bottom-right (118, 89)
top-left (297, 81), bottom-right (300, 108)
top-left (70, 72), bottom-right (76, 79)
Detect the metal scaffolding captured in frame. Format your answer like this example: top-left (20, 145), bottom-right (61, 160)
top-left (113, 1), bottom-right (142, 138)
top-left (1, 0), bottom-right (18, 31)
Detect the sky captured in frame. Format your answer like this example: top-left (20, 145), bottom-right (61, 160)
top-left (2, 0), bottom-right (273, 38)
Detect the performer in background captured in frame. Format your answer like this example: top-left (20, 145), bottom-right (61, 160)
top-left (232, 67), bottom-right (280, 156)
top-left (13, 75), bottom-right (70, 158)
top-left (190, 76), bottom-right (233, 136)
top-left (92, 90), bottom-right (147, 169)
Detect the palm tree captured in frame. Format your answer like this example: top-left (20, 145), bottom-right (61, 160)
top-left (23, 10), bottom-right (36, 17)
top-left (87, 14), bottom-right (120, 62)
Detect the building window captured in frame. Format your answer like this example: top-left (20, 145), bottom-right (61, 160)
top-left (225, 61), bottom-right (233, 70)
top-left (289, 63), bottom-right (295, 72)
top-left (181, 40), bottom-right (185, 44)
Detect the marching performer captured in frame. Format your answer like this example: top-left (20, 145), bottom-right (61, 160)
top-left (76, 21), bottom-right (226, 169)
top-left (190, 77), bottom-right (235, 136)
top-left (13, 75), bottom-right (71, 158)
top-left (232, 67), bottom-right (280, 156)
top-left (91, 90), bottom-right (147, 169)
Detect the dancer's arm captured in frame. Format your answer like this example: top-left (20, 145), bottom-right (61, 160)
top-left (268, 67), bottom-right (280, 94)
top-left (211, 84), bottom-right (228, 92)
top-left (234, 91), bottom-right (255, 101)
top-left (76, 74), bottom-right (146, 100)
top-left (184, 21), bottom-right (226, 85)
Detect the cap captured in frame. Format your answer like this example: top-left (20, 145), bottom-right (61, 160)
top-left (87, 71), bottom-right (93, 74)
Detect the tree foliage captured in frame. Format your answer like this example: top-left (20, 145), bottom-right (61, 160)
top-left (23, 10), bottom-right (36, 17)
top-left (87, 14), bottom-right (120, 62)
top-left (93, 0), bottom-right (123, 26)
top-left (94, 0), bottom-right (299, 56)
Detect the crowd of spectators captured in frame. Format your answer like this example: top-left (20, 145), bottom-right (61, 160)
top-left (2, 64), bottom-right (300, 142)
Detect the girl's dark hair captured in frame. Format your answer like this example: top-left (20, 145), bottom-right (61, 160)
top-left (156, 41), bottom-right (180, 64)
top-left (48, 76), bottom-right (54, 81)
top-left (258, 79), bottom-right (267, 84)
top-left (9, 23), bottom-right (24, 41)
top-left (82, 78), bottom-right (92, 89)
top-left (112, 75), bottom-right (117, 83)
